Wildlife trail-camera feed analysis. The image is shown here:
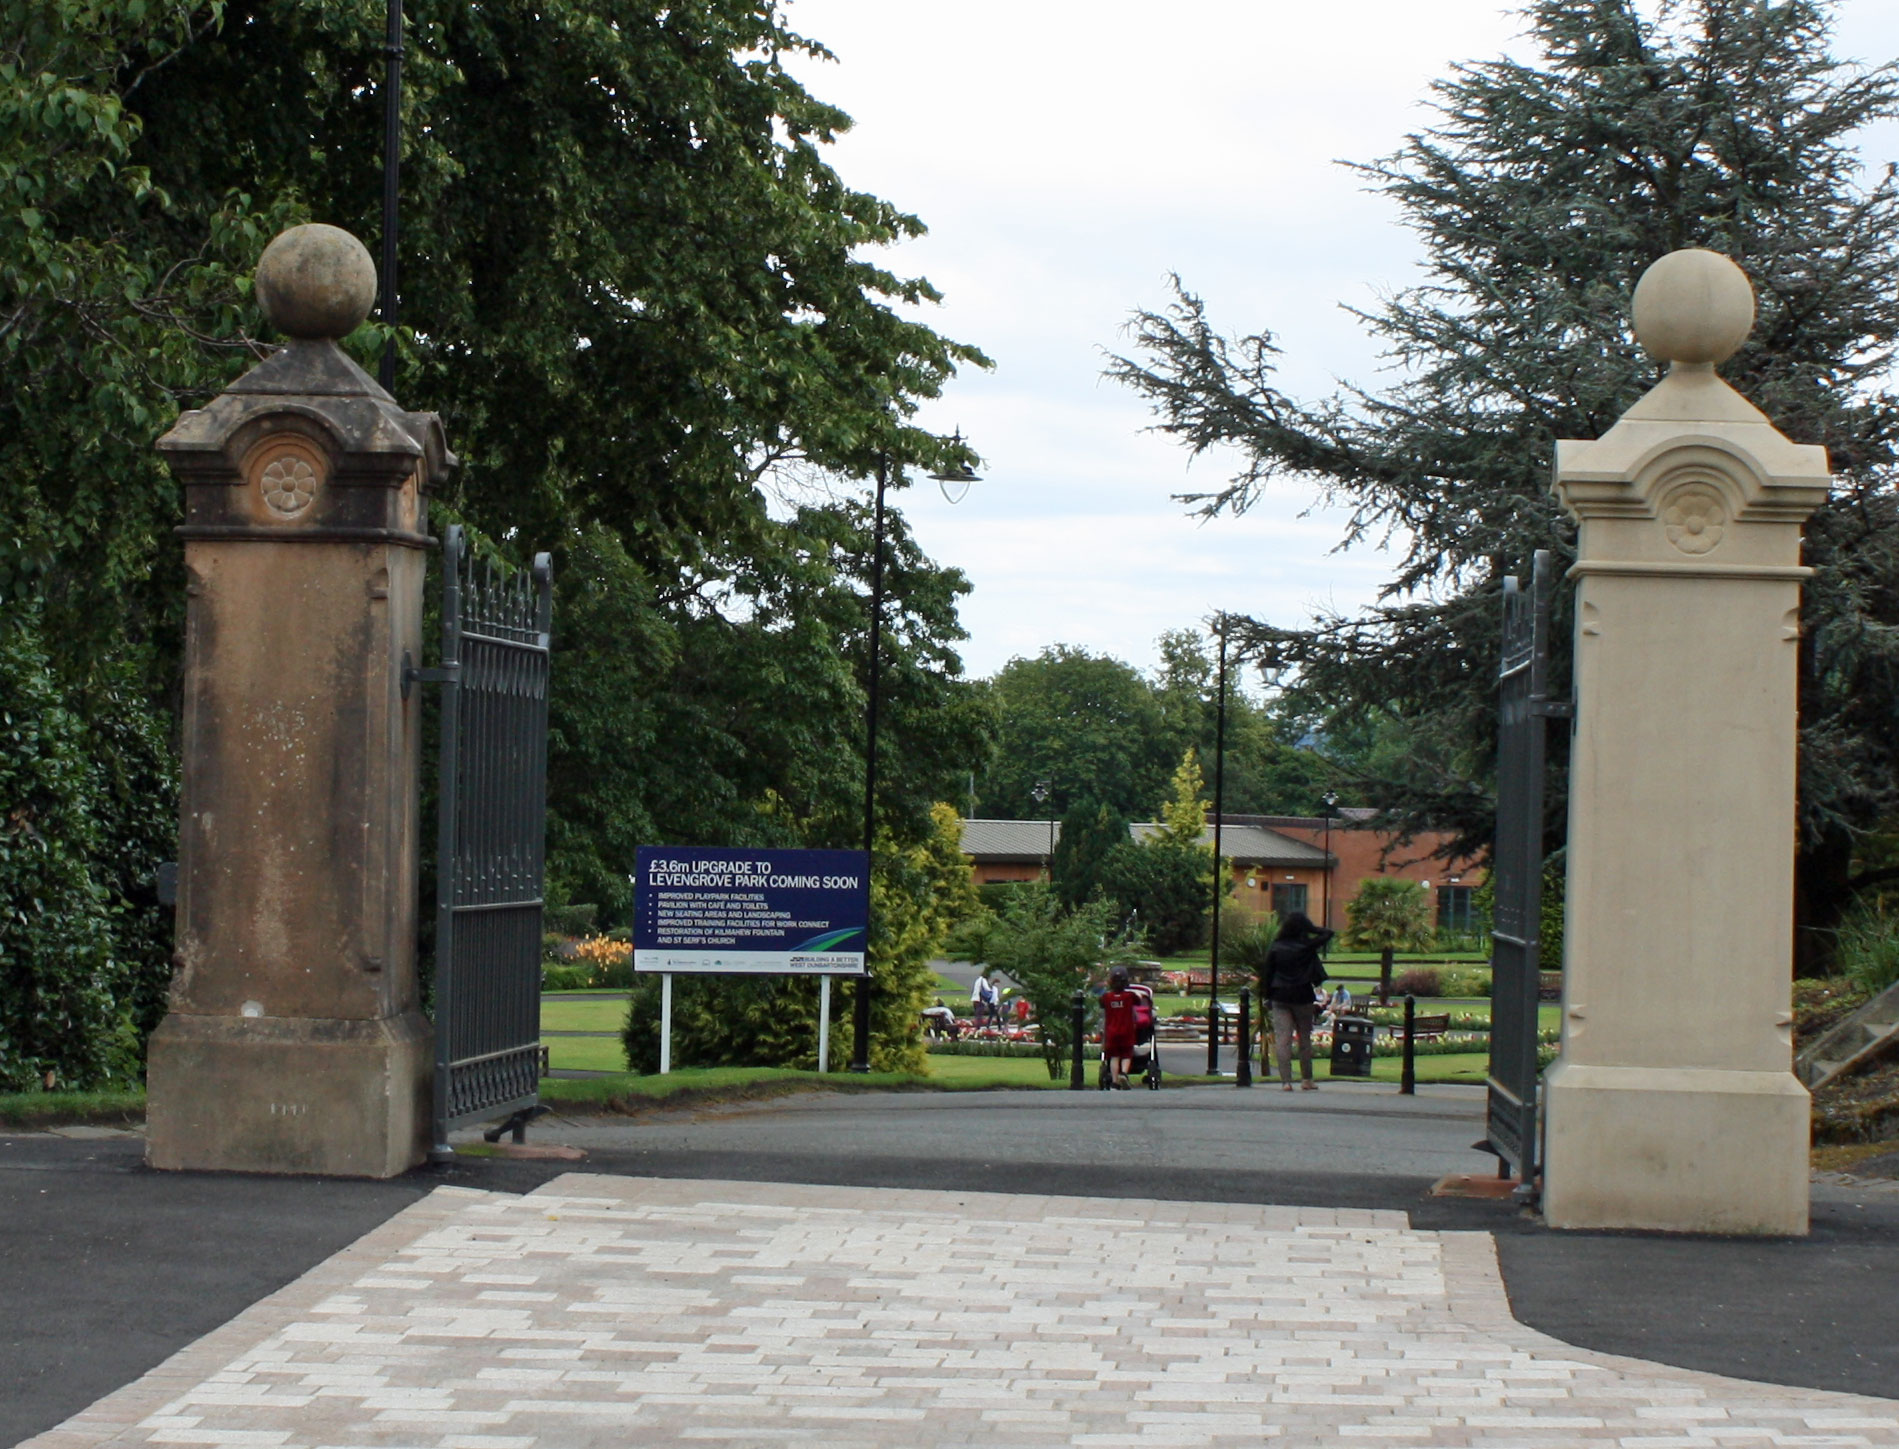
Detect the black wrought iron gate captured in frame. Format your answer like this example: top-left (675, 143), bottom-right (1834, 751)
top-left (1485, 549), bottom-right (1561, 1185)
top-left (423, 525), bottom-right (553, 1160)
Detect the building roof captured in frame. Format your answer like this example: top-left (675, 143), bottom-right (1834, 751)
top-left (959, 817), bottom-right (1330, 869)
top-left (1130, 821), bottom-right (1332, 868)
top-left (961, 818), bottom-right (1061, 861)
top-left (1227, 810), bottom-right (1380, 831)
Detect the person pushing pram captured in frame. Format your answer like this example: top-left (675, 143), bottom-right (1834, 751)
top-left (1098, 964), bottom-right (1161, 1090)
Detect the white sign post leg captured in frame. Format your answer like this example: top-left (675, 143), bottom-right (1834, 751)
top-left (817, 975), bottom-right (831, 1074)
top-left (660, 973), bottom-right (673, 1076)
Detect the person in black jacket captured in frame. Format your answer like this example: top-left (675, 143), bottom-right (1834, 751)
top-left (1261, 912), bottom-right (1335, 1092)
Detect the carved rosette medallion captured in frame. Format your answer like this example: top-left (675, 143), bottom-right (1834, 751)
top-left (1660, 481), bottom-right (1727, 556)
top-left (245, 436), bottom-right (326, 521)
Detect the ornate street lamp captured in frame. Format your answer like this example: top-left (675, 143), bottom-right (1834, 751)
top-left (1320, 789), bottom-right (1340, 933)
top-left (1206, 618), bottom-right (1230, 1076)
top-left (849, 437), bottom-right (980, 1072)
top-left (1032, 779), bottom-right (1053, 877)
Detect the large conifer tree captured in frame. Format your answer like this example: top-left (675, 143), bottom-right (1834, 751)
top-left (1111, 0), bottom-right (1899, 969)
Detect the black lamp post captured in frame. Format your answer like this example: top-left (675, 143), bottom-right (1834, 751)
top-left (1032, 780), bottom-right (1053, 878)
top-left (378, 0), bottom-right (403, 391)
top-left (849, 440), bottom-right (980, 1073)
top-left (1206, 618), bottom-right (1230, 1076)
top-left (1320, 789), bottom-right (1339, 932)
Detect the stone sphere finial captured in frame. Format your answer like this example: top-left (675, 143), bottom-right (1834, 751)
top-left (254, 224), bottom-right (378, 340)
top-left (1632, 248), bottom-right (1754, 367)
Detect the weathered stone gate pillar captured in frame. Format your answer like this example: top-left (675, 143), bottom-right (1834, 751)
top-left (1542, 249), bottom-right (1830, 1234)
top-left (146, 225), bottom-right (451, 1177)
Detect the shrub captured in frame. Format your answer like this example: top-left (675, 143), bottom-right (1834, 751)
top-left (544, 903), bottom-right (600, 936)
top-left (541, 963), bottom-right (597, 992)
top-left (965, 883), bottom-right (1138, 1078)
top-left (1837, 902), bottom-right (1899, 997)
top-left (1440, 968), bottom-right (1494, 998)
top-left (926, 1039), bottom-right (1045, 1058)
top-left (1343, 878), bottom-right (1434, 953)
top-left (1391, 967), bottom-right (1441, 998)
top-left (978, 881), bottom-right (1037, 915)
top-left (0, 615), bottom-right (120, 1092)
top-left (1097, 836), bottom-right (1216, 956)
top-left (1217, 907), bottom-right (1279, 990)
top-left (942, 908), bottom-right (995, 963)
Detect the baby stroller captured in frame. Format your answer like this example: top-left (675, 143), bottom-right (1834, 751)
top-left (1098, 981), bottom-right (1162, 1091)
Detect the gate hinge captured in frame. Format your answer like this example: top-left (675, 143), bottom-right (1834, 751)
top-left (401, 651), bottom-right (461, 700)
top-left (1532, 699), bottom-right (1574, 720)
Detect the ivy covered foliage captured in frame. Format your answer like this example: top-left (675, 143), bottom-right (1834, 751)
top-left (0, 614), bottom-right (142, 1091)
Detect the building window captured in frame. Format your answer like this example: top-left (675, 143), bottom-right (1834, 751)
top-left (1271, 883), bottom-right (1308, 919)
top-left (1438, 885), bottom-right (1476, 932)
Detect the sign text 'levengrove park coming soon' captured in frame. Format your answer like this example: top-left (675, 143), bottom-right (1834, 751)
top-left (632, 846), bottom-right (870, 975)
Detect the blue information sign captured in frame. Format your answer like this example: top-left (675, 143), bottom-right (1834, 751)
top-left (633, 847), bottom-right (870, 976)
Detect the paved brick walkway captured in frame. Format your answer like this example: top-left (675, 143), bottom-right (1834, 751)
top-left (27, 1175), bottom-right (1899, 1447)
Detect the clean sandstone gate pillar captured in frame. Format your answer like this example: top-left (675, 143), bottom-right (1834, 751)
top-left (145, 225), bottom-right (452, 1177)
top-left (1541, 249), bottom-right (1830, 1234)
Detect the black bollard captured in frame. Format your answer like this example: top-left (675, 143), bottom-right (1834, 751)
top-left (1400, 993), bottom-right (1417, 1096)
top-left (1236, 988), bottom-right (1252, 1088)
top-left (1070, 989), bottom-right (1086, 1090)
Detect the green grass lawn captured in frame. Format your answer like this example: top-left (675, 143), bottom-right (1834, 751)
top-left (545, 1035), bottom-right (630, 1072)
top-left (1151, 948), bottom-right (1490, 968)
top-left (538, 991), bottom-right (1556, 1073)
top-left (924, 1054), bottom-right (1064, 1087)
top-left (541, 995), bottom-right (626, 1032)
top-left (0, 1087), bottom-right (145, 1129)
top-left (539, 1066), bottom-right (918, 1108)
top-left (1321, 1051), bottom-right (1489, 1085)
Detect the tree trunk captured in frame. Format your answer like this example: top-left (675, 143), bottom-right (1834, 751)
top-left (1379, 946), bottom-right (1394, 1005)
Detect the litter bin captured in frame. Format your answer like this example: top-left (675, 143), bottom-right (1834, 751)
top-left (1330, 1014), bottom-right (1374, 1078)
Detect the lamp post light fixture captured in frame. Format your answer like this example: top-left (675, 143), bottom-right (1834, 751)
top-left (849, 439), bottom-right (981, 1073)
top-left (1031, 780), bottom-right (1053, 878)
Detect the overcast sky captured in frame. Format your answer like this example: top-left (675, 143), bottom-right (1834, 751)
top-left (782, 0), bottom-right (1899, 682)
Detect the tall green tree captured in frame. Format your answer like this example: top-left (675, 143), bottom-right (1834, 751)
top-left (1111, 0), bottom-right (1899, 969)
top-left (978, 646), bottom-right (1173, 820)
top-left (971, 884), bottom-right (1138, 1079)
top-left (5, 0), bottom-right (991, 1068)
top-left (1051, 800), bottom-right (1130, 910)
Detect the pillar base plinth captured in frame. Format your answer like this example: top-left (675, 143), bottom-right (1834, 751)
top-left (1541, 1060), bottom-right (1809, 1235)
top-left (146, 1012), bottom-right (432, 1178)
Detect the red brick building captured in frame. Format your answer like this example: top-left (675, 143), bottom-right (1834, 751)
top-left (1237, 812), bottom-right (1484, 937)
top-left (960, 813), bottom-right (1484, 937)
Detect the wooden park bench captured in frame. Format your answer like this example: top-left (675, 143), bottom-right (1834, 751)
top-left (1387, 1013), bottom-right (1452, 1044)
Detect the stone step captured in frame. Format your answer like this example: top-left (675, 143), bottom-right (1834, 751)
top-left (1796, 977), bottom-right (1899, 1091)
